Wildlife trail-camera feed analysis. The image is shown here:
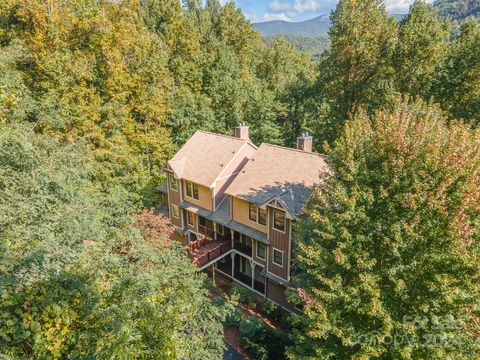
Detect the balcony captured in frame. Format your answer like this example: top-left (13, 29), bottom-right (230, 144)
top-left (233, 241), bottom-right (252, 257)
top-left (188, 237), bottom-right (232, 268)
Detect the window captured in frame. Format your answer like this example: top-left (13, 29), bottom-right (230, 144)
top-left (273, 248), bottom-right (283, 267)
top-left (257, 242), bottom-right (266, 260)
top-left (171, 204), bottom-right (179, 218)
top-left (186, 181), bottom-right (199, 200)
top-left (249, 203), bottom-right (257, 222)
top-left (240, 257), bottom-right (249, 275)
top-left (169, 175), bottom-right (178, 191)
top-left (273, 210), bottom-right (285, 232)
top-left (187, 211), bottom-right (194, 226)
top-left (217, 224), bottom-right (224, 236)
top-left (258, 208), bottom-right (267, 225)
top-left (249, 203), bottom-right (267, 226)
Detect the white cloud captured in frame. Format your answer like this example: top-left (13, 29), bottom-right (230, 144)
top-left (293, 0), bottom-right (322, 14)
top-left (263, 12), bottom-right (293, 21)
top-left (268, 0), bottom-right (293, 11)
top-left (384, 0), bottom-right (433, 13)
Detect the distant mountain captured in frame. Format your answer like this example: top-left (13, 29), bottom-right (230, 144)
top-left (253, 14), bottom-right (407, 37)
top-left (433, 0), bottom-right (480, 23)
top-left (252, 15), bottom-right (331, 37)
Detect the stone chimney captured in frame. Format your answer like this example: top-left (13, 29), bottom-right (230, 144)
top-left (235, 123), bottom-right (249, 140)
top-left (297, 133), bottom-right (313, 152)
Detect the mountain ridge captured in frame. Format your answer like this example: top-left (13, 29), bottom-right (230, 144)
top-left (253, 14), bottom-right (407, 37)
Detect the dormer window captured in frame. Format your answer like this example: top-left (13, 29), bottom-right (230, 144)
top-left (186, 181), bottom-right (199, 200)
top-left (273, 209), bottom-right (285, 232)
top-left (249, 203), bottom-right (266, 226)
top-left (169, 174), bottom-right (178, 191)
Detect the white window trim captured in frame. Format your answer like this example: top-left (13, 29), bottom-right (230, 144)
top-left (187, 211), bottom-right (194, 226)
top-left (272, 247), bottom-right (284, 268)
top-left (169, 175), bottom-right (178, 192)
top-left (186, 181), bottom-right (199, 200)
top-left (217, 224), bottom-right (224, 236)
top-left (171, 204), bottom-right (179, 219)
top-left (256, 241), bottom-right (266, 260)
top-left (248, 203), bottom-right (266, 227)
top-left (273, 209), bottom-right (286, 233)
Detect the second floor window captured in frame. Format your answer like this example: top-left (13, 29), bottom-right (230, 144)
top-left (169, 175), bottom-right (178, 191)
top-left (249, 203), bottom-right (267, 226)
top-left (273, 210), bottom-right (285, 232)
top-left (186, 181), bottom-right (199, 200)
top-left (273, 248), bottom-right (283, 267)
top-left (257, 242), bottom-right (266, 259)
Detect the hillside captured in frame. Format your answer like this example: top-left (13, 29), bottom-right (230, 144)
top-left (434, 0), bottom-right (480, 23)
top-left (253, 14), bottom-right (406, 37)
top-left (252, 15), bottom-right (330, 37)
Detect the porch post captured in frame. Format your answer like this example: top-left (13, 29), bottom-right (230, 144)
top-left (230, 229), bottom-right (234, 248)
top-left (249, 259), bottom-right (255, 289)
top-left (213, 263), bottom-right (216, 285)
top-left (213, 222), bottom-right (217, 240)
top-left (230, 252), bottom-right (235, 278)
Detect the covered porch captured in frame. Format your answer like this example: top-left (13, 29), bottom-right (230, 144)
top-left (215, 252), bottom-right (266, 295)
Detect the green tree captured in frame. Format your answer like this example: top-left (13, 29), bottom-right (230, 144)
top-left (0, 0), bottom-right (173, 175)
top-left (0, 124), bottom-right (226, 359)
top-left (290, 99), bottom-right (480, 359)
top-left (394, 1), bottom-right (450, 99)
top-left (433, 17), bottom-right (480, 124)
top-left (315, 0), bottom-right (398, 145)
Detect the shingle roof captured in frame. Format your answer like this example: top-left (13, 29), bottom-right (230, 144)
top-left (225, 143), bottom-right (329, 217)
top-left (167, 131), bottom-right (255, 188)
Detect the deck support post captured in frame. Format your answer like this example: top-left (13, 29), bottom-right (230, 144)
top-left (213, 223), bottom-right (217, 240)
top-left (249, 259), bottom-right (255, 289)
top-left (230, 252), bottom-right (235, 278)
top-left (213, 263), bottom-right (216, 285)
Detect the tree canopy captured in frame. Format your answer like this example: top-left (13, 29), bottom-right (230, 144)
top-left (290, 98), bottom-right (480, 358)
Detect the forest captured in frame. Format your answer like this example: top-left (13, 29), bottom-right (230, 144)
top-left (0, 0), bottom-right (479, 359)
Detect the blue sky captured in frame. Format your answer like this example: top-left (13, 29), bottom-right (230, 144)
top-left (223, 0), bottom-right (427, 23)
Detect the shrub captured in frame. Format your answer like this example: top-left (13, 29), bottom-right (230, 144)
top-left (229, 285), bottom-right (257, 305)
top-left (259, 300), bottom-right (281, 319)
top-left (239, 316), bottom-right (268, 359)
top-left (225, 308), bottom-right (244, 327)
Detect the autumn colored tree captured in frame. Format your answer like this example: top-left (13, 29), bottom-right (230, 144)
top-left (0, 124), bottom-right (226, 359)
top-left (290, 98), bottom-right (480, 359)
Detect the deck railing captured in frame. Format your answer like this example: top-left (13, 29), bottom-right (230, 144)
top-left (190, 240), bottom-right (232, 268)
top-left (198, 224), bottom-right (215, 239)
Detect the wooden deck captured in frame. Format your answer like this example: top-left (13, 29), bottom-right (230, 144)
top-left (188, 237), bottom-right (232, 268)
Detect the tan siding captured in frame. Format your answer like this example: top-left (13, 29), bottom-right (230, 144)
top-left (267, 209), bottom-right (290, 281)
top-left (183, 181), bottom-right (213, 211)
top-left (167, 173), bottom-right (182, 228)
top-left (231, 197), bottom-right (267, 234)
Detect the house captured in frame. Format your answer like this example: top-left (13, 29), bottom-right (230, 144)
top-left (159, 125), bottom-right (328, 311)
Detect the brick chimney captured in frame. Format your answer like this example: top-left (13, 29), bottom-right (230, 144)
top-left (235, 123), bottom-right (249, 140)
top-left (297, 133), bottom-right (313, 152)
